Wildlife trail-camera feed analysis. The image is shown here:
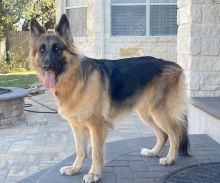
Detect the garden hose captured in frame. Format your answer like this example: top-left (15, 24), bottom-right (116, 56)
top-left (24, 96), bottom-right (57, 114)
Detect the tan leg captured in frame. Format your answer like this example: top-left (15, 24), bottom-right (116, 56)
top-left (83, 122), bottom-right (108, 183)
top-left (138, 109), bottom-right (168, 157)
top-left (60, 123), bottom-right (88, 176)
top-left (159, 131), bottom-right (179, 166)
top-left (151, 109), bottom-right (180, 166)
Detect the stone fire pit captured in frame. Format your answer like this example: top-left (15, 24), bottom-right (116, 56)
top-left (0, 87), bottom-right (28, 128)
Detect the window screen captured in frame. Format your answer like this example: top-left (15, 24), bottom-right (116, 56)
top-left (150, 0), bottom-right (176, 3)
top-left (66, 8), bottom-right (87, 37)
top-left (111, 0), bottom-right (177, 36)
top-left (111, 6), bottom-right (146, 36)
top-left (150, 5), bottom-right (177, 36)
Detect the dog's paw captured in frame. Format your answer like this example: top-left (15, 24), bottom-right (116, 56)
top-left (140, 148), bottom-right (158, 157)
top-left (159, 157), bottom-right (174, 166)
top-left (60, 166), bottom-right (80, 176)
top-left (83, 173), bottom-right (101, 183)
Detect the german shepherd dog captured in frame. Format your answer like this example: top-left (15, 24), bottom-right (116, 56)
top-left (30, 14), bottom-right (190, 183)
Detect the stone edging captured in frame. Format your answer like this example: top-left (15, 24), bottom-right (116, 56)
top-left (0, 87), bottom-right (29, 101)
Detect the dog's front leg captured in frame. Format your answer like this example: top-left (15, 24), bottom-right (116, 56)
top-left (83, 122), bottom-right (108, 183)
top-left (60, 123), bottom-right (88, 176)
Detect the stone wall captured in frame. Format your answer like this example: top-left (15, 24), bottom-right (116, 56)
top-left (177, 0), bottom-right (220, 97)
top-left (104, 36), bottom-right (177, 61)
top-left (56, 0), bottom-right (177, 62)
top-left (0, 98), bottom-right (24, 128)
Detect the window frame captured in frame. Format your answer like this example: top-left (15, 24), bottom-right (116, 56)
top-left (110, 0), bottom-right (177, 37)
top-left (64, 0), bottom-right (88, 38)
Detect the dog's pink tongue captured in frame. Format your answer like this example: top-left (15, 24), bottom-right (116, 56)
top-left (44, 71), bottom-right (55, 89)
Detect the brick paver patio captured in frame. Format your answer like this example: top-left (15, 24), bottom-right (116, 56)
top-left (0, 91), bottom-right (220, 183)
top-left (0, 91), bottom-right (154, 183)
top-left (20, 135), bottom-right (220, 183)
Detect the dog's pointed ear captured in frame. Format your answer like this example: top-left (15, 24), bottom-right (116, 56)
top-left (55, 14), bottom-right (73, 46)
top-left (30, 18), bottom-right (46, 39)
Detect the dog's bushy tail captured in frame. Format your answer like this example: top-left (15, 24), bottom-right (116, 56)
top-left (175, 70), bottom-right (190, 156)
top-left (161, 66), bottom-right (190, 157)
top-left (178, 114), bottom-right (190, 156)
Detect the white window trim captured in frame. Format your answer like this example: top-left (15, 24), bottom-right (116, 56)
top-left (66, 5), bottom-right (88, 9)
top-left (111, 3), bottom-right (176, 6)
top-left (65, 1), bottom-right (88, 38)
top-left (111, 0), bottom-right (177, 37)
top-left (111, 3), bottom-right (146, 6)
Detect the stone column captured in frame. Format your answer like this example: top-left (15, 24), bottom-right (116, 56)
top-left (177, 0), bottom-right (220, 97)
top-left (55, 0), bottom-right (65, 23)
top-left (90, 0), bottom-right (103, 58)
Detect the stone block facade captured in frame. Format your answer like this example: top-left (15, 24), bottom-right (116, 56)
top-left (56, 0), bottom-right (177, 62)
top-left (103, 36), bottom-right (176, 61)
top-left (177, 0), bottom-right (220, 97)
top-left (0, 98), bottom-right (24, 128)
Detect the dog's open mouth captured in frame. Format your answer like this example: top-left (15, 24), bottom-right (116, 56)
top-left (44, 71), bottom-right (56, 89)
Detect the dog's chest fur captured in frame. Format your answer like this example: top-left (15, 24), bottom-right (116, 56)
top-left (52, 69), bottom-right (107, 124)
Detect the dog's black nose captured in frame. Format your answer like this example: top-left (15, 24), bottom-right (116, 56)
top-left (42, 63), bottom-right (51, 70)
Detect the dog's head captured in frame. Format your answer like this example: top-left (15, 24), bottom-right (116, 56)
top-left (30, 14), bottom-right (76, 89)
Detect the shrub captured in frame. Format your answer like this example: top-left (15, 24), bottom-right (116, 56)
top-left (0, 56), bottom-right (10, 74)
top-left (0, 47), bottom-right (30, 73)
top-left (8, 47), bottom-right (30, 72)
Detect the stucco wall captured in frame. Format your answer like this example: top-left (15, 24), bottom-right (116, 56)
top-left (177, 0), bottom-right (220, 97)
top-left (56, 0), bottom-right (177, 62)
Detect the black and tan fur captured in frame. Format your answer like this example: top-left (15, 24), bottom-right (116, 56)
top-left (30, 15), bottom-right (190, 183)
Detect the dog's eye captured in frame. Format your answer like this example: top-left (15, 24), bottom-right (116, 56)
top-left (52, 45), bottom-right (62, 55)
top-left (39, 45), bottom-right (46, 54)
top-left (54, 47), bottom-right (60, 52)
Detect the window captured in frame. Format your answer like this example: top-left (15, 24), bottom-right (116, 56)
top-left (111, 0), bottom-right (177, 36)
top-left (65, 0), bottom-right (88, 37)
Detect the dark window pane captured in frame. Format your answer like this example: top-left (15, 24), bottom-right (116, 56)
top-left (66, 8), bottom-right (87, 37)
top-left (150, 5), bottom-right (177, 36)
top-left (111, 6), bottom-right (146, 36)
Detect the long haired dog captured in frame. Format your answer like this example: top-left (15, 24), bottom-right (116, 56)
top-left (30, 14), bottom-right (190, 183)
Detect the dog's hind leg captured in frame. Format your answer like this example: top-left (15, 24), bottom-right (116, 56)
top-left (150, 108), bottom-right (186, 166)
top-left (149, 68), bottom-right (189, 166)
top-left (60, 123), bottom-right (88, 176)
top-left (83, 121), bottom-right (108, 183)
top-left (138, 108), bottom-right (168, 157)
